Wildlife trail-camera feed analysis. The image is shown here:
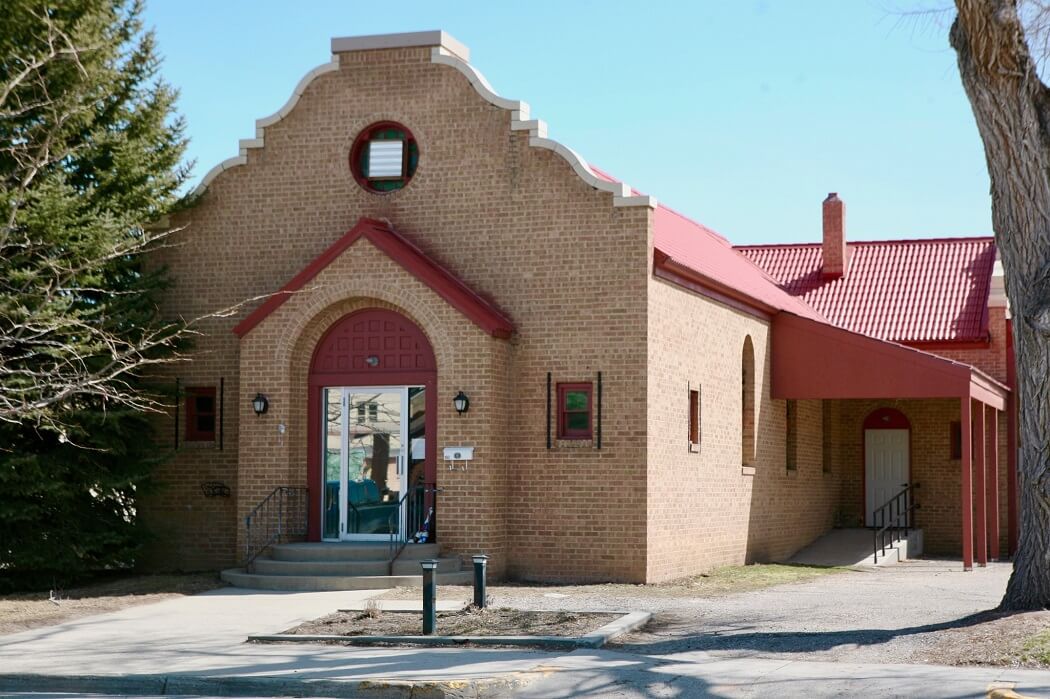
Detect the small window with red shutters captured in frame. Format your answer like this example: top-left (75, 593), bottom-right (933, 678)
top-left (557, 383), bottom-right (593, 440)
top-left (185, 386), bottom-right (217, 442)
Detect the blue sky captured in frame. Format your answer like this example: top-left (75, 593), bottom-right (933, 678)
top-left (142, 1), bottom-right (985, 245)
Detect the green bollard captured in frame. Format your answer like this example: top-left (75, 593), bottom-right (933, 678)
top-left (421, 559), bottom-right (438, 635)
top-left (472, 554), bottom-right (489, 609)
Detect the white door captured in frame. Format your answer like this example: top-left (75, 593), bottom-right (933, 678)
top-left (865, 429), bottom-right (909, 527)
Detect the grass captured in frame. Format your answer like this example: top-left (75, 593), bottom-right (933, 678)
top-left (1020, 627), bottom-right (1050, 665)
top-left (660, 563), bottom-right (847, 596)
top-left (0, 572), bottom-right (225, 635)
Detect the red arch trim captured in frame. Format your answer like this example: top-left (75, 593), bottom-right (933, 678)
top-left (863, 407), bottom-right (911, 431)
top-left (305, 308), bottom-right (438, 542)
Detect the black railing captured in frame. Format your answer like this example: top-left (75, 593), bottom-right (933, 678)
top-left (388, 479), bottom-right (438, 569)
top-left (245, 486), bottom-right (308, 572)
top-left (873, 483), bottom-right (919, 564)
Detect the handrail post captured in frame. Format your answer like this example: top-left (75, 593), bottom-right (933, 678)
top-left (277, 488), bottom-right (284, 543)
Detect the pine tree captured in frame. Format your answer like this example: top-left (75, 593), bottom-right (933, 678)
top-left (0, 0), bottom-right (189, 588)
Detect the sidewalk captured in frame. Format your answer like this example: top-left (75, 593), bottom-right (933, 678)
top-left (1, 587), bottom-right (1050, 697)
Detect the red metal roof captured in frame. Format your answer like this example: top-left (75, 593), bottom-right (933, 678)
top-left (736, 238), bottom-right (996, 344)
top-left (589, 167), bottom-right (823, 321)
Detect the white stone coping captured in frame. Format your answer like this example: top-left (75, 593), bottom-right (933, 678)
top-left (431, 47), bottom-right (656, 209)
top-left (332, 30), bottom-right (469, 62)
top-left (191, 56), bottom-right (339, 197)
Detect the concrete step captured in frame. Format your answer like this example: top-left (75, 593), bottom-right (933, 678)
top-left (270, 542), bottom-right (439, 562)
top-left (788, 527), bottom-right (924, 568)
top-left (220, 568), bottom-right (472, 591)
top-left (252, 557), bottom-right (391, 577)
top-left (390, 556), bottom-right (461, 576)
top-left (252, 554), bottom-right (461, 577)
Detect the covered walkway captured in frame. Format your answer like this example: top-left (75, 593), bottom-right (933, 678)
top-left (772, 312), bottom-right (1012, 570)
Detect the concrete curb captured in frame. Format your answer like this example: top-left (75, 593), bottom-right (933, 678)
top-left (0, 672), bottom-right (533, 698)
top-left (249, 611), bottom-right (652, 650)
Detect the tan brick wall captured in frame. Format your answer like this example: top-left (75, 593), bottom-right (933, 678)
top-left (829, 398), bottom-right (1009, 557)
top-left (645, 278), bottom-right (839, 582)
top-left (147, 44), bottom-right (650, 580)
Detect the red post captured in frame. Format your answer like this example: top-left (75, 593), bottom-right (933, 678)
top-left (987, 407), bottom-right (1000, 561)
top-left (974, 400), bottom-right (987, 567)
top-left (961, 396), bottom-right (973, 571)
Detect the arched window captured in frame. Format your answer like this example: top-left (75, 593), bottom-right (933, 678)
top-left (742, 335), bottom-right (756, 466)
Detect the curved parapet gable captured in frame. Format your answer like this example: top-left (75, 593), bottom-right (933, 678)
top-left (190, 57), bottom-right (340, 197)
top-left (430, 47), bottom-right (656, 209)
top-left (190, 36), bottom-right (656, 210)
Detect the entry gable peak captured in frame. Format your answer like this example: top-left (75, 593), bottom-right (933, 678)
top-left (232, 217), bottom-right (514, 340)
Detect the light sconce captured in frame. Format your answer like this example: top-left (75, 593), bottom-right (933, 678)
top-left (366, 355), bottom-right (380, 367)
top-left (453, 391), bottom-right (470, 414)
top-left (252, 393), bottom-right (269, 416)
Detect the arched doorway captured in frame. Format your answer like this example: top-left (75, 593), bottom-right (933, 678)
top-left (306, 308), bottom-right (437, 542)
top-left (863, 407), bottom-right (910, 527)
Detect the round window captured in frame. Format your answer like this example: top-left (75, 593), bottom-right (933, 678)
top-left (349, 122), bottom-right (419, 193)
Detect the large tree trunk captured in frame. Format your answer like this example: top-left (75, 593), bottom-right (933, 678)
top-left (952, 0), bottom-right (1050, 610)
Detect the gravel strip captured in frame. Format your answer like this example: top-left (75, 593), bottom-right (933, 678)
top-left (385, 560), bottom-right (1034, 666)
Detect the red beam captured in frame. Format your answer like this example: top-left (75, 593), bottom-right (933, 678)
top-left (987, 407), bottom-right (1000, 560)
top-left (974, 400), bottom-right (987, 567)
top-left (961, 396), bottom-right (974, 571)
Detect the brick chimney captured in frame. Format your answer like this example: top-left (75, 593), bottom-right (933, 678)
top-left (822, 192), bottom-right (847, 278)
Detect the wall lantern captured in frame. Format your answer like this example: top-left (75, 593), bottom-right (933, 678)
top-left (252, 393), bottom-right (269, 416)
top-left (366, 355), bottom-right (380, 367)
top-left (453, 391), bottom-right (470, 414)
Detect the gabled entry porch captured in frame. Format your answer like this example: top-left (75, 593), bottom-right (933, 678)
top-left (774, 313), bottom-right (1012, 571)
top-left (222, 218), bottom-right (515, 589)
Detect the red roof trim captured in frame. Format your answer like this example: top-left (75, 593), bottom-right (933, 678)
top-left (772, 312), bottom-right (1008, 410)
top-left (653, 250), bottom-right (775, 321)
top-left (232, 218), bottom-right (514, 339)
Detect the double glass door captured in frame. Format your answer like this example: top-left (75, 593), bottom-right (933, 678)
top-left (321, 386), bottom-right (426, 540)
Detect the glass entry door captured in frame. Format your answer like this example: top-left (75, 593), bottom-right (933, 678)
top-left (322, 386), bottom-right (425, 541)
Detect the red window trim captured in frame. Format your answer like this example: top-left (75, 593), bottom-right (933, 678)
top-left (557, 382), bottom-right (593, 440)
top-left (185, 386), bottom-right (217, 442)
top-left (348, 121), bottom-right (418, 194)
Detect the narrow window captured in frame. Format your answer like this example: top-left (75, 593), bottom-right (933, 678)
top-left (185, 386), bottom-right (216, 442)
top-left (950, 421), bottom-right (962, 460)
top-left (822, 400), bottom-right (832, 473)
top-left (786, 399), bottom-right (798, 471)
top-left (557, 383), bottom-right (593, 440)
top-left (689, 387), bottom-right (701, 447)
top-left (741, 336), bottom-right (756, 466)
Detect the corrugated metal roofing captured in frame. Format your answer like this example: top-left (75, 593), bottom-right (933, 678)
top-left (736, 238), bottom-right (996, 344)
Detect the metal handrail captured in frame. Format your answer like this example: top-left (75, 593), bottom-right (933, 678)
top-left (387, 478), bottom-right (436, 569)
top-left (873, 482), bottom-right (920, 564)
top-left (245, 486), bottom-right (308, 572)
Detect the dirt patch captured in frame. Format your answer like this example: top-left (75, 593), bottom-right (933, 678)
top-left (0, 573), bottom-right (225, 636)
top-left (282, 607), bottom-right (618, 639)
top-left (376, 564), bottom-right (844, 604)
top-left (920, 609), bottom-right (1050, 669)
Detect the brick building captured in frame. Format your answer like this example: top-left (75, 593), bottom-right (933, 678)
top-left (148, 31), bottom-right (1013, 588)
